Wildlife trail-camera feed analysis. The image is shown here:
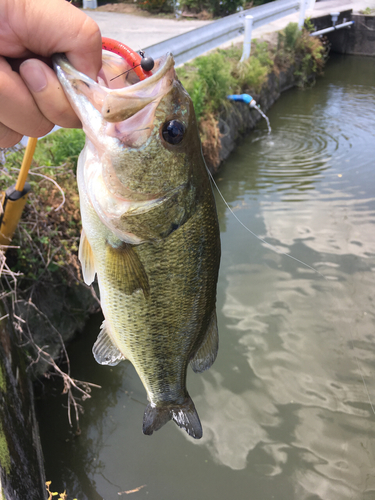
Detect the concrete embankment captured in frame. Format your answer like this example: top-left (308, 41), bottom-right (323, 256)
top-left (0, 304), bottom-right (46, 499)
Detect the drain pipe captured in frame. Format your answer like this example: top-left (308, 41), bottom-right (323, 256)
top-left (310, 12), bottom-right (354, 36)
top-left (310, 20), bottom-right (354, 36)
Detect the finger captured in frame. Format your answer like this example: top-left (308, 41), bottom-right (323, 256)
top-left (18, 0), bottom-right (102, 80)
top-left (0, 122), bottom-right (23, 149)
top-left (0, 57), bottom-right (54, 138)
top-left (20, 59), bottom-right (82, 129)
top-left (65, 15), bottom-right (103, 80)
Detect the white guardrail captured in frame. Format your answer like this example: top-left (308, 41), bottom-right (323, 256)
top-left (144, 0), bottom-right (315, 66)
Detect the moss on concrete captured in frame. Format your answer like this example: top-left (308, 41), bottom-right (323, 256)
top-left (0, 366), bottom-right (6, 394)
top-left (0, 421), bottom-right (10, 476)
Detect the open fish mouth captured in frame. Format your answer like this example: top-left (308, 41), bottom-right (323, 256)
top-left (53, 51), bottom-right (175, 148)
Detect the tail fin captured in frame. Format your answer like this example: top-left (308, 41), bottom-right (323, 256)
top-left (142, 397), bottom-right (202, 439)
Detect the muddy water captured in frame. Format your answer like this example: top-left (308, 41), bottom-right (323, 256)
top-left (36, 54), bottom-right (375, 500)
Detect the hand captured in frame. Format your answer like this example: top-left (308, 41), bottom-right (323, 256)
top-left (0, 0), bottom-right (102, 148)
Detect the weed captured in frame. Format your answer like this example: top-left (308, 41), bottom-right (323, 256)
top-left (178, 52), bottom-right (233, 119)
top-left (304, 17), bottom-right (315, 33)
top-left (360, 7), bottom-right (374, 15)
top-left (137, 0), bottom-right (173, 13)
top-left (46, 481), bottom-right (77, 500)
top-left (275, 23), bottom-right (327, 86)
top-left (5, 129), bottom-right (85, 175)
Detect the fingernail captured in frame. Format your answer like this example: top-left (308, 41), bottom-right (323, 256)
top-left (20, 60), bottom-right (48, 93)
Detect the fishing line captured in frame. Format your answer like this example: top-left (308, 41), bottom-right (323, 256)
top-left (207, 166), bottom-right (375, 416)
top-left (110, 64), bottom-right (142, 81)
top-left (207, 167), bottom-right (326, 278)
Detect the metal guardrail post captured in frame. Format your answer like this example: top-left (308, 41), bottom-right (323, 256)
top-left (240, 15), bottom-right (254, 62)
top-left (82, 0), bottom-right (97, 8)
top-left (298, 0), bottom-right (307, 29)
top-left (308, 0), bottom-right (316, 9)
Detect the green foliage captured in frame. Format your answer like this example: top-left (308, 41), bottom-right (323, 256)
top-left (304, 17), bottom-right (315, 33)
top-left (278, 22), bottom-right (300, 51)
top-left (276, 23), bottom-right (327, 86)
top-left (210, 0), bottom-right (244, 17)
top-left (0, 421), bottom-right (11, 475)
top-left (5, 128), bottom-right (85, 175)
top-left (361, 7), bottom-right (375, 15)
top-left (231, 41), bottom-right (273, 93)
top-left (180, 0), bottom-right (244, 17)
top-left (195, 53), bottom-right (234, 111)
top-left (189, 79), bottom-right (206, 121)
top-left (137, 0), bottom-right (173, 13)
top-left (295, 28), bottom-right (326, 85)
top-left (178, 52), bottom-right (233, 120)
top-left (234, 57), bottom-right (269, 93)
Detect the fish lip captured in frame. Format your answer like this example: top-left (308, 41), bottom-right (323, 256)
top-left (52, 51), bottom-right (175, 101)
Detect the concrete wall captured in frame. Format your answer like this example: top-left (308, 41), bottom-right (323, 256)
top-left (0, 302), bottom-right (47, 499)
top-left (312, 12), bottom-right (375, 56)
top-left (329, 14), bottom-right (375, 56)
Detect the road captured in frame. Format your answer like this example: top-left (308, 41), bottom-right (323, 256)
top-left (84, 11), bottom-right (211, 52)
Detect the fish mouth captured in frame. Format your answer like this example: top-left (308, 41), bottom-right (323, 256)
top-left (53, 51), bottom-right (175, 148)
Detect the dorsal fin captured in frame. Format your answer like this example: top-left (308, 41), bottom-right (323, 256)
top-left (92, 320), bottom-right (126, 366)
top-left (78, 229), bottom-right (96, 285)
top-left (190, 310), bottom-right (218, 373)
top-left (105, 242), bottom-right (150, 297)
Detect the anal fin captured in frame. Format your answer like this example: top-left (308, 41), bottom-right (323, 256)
top-left (190, 309), bottom-right (218, 373)
top-left (78, 229), bottom-right (96, 285)
top-left (92, 320), bottom-right (126, 366)
top-left (106, 242), bottom-right (150, 298)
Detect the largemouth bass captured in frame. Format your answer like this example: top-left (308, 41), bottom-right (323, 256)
top-left (53, 51), bottom-right (221, 439)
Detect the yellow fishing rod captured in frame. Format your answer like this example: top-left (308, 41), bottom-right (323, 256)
top-left (0, 137), bottom-right (37, 247)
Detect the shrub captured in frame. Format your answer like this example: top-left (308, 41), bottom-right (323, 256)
top-left (180, 0), bottom-right (244, 17)
top-left (210, 0), bottom-right (244, 16)
top-left (278, 22), bottom-right (300, 51)
top-left (178, 51), bottom-right (233, 120)
top-left (137, 0), bottom-right (173, 13)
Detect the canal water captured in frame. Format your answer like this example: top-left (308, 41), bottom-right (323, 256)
top-left (36, 54), bottom-right (375, 499)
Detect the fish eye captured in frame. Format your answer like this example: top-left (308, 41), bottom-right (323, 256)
top-left (161, 120), bottom-right (185, 145)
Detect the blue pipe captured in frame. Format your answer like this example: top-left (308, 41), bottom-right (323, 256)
top-left (227, 94), bottom-right (257, 107)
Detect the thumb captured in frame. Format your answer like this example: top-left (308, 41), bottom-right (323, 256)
top-left (20, 58), bottom-right (82, 129)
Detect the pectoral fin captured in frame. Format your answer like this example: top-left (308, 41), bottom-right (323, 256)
top-left (190, 310), bottom-right (219, 373)
top-left (78, 229), bottom-right (96, 285)
top-left (106, 242), bottom-right (150, 298)
top-left (92, 320), bottom-right (126, 366)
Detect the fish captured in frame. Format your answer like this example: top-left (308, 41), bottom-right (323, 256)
top-left (53, 50), bottom-right (221, 439)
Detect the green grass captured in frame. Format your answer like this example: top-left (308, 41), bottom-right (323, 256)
top-left (4, 128), bottom-right (85, 176)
